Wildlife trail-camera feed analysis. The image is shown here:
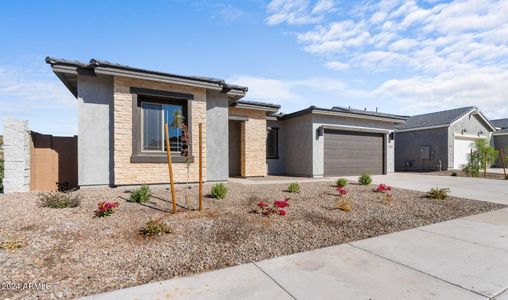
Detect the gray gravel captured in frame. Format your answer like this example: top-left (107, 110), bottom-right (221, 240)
top-left (0, 181), bottom-right (504, 299)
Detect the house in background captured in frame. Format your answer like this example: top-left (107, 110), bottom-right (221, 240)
top-left (491, 118), bottom-right (508, 167)
top-left (267, 106), bottom-right (407, 177)
top-left (47, 57), bottom-right (278, 187)
top-left (395, 107), bottom-right (496, 171)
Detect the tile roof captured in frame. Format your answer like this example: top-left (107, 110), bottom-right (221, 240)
top-left (491, 118), bottom-right (508, 129)
top-left (397, 106), bottom-right (476, 130)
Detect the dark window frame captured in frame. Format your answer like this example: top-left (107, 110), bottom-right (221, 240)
top-left (130, 87), bottom-right (194, 163)
top-left (266, 127), bottom-right (279, 159)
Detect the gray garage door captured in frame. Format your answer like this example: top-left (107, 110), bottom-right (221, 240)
top-left (324, 129), bottom-right (384, 176)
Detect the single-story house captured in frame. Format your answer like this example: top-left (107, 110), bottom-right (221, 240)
top-left (266, 106), bottom-right (408, 177)
top-left (46, 57), bottom-right (281, 187)
top-left (47, 57), bottom-right (405, 187)
top-left (491, 118), bottom-right (508, 167)
top-left (395, 107), bottom-right (496, 171)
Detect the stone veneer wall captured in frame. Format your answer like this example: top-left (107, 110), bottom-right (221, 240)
top-left (229, 107), bottom-right (267, 177)
top-left (3, 119), bottom-right (30, 192)
top-left (113, 77), bottom-right (207, 185)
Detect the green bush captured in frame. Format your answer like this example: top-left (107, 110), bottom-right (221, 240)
top-left (336, 178), bottom-right (348, 187)
top-left (358, 172), bottom-right (372, 185)
top-left (39, 192), bottom-right (80, 208)
top-left (287, 182), bottom-right (300, 193)
top-left (130, 185), bottom-right (151, 203)
top-left (426, 187), bottom-right (450, 200)
top-left (211, 183), bottom-right (228, 199)
top-left (141, 219), bottom-right (172, 237)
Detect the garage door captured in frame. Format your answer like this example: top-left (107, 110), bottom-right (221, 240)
top-left (324, 129), bottom-right (384, 176)
top-left (453, 137), bottom-right (478, 169)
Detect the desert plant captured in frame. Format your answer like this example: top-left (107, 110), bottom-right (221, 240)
top-left (211, 183), bottom-right (228, 199)
top-left (426, 187), bottom-right (450, 200)
top-left (358, 172), bottom-right (372, 185)
top-left (336, 178), bottom-right (348, 188)
top-left (338, 199), bottom-right (352, 212)
top-left (0, 239), bottom-right (23, 250)
top-left (256, 198), bottom-right (288, 216)
top-left (129, 185), bottom-right (151, 203)
top-left (173, 110), bottom-right (192, 209)
top-left (337, 187), bottom-right (347, 197)
top-left (465, 140), bottom-right (498, 178)
top-left (95, 201), bottom-right (119, 217)
top-left (140, 218), bottom-right (172, 237)
top-left (39, 192), bottom-right (80, 208)
top-left (287, 182), bottom-right (300, 193)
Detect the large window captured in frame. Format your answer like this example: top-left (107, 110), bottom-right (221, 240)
top-left (141, 101), bottom-right (186, 153)
top-left (267, 127), bottom-right (279, 159)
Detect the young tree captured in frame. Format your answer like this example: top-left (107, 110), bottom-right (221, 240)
top-left (172, 111), bottom-right (192, 209)
top-left (473, 139), bottom-right (498, 178)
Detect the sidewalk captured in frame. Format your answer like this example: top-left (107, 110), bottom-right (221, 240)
top-left (81, 208), bottom-right (508, 300)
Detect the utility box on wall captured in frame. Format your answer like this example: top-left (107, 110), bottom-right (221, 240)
top-left (420, 146), bottom-right (431, 160)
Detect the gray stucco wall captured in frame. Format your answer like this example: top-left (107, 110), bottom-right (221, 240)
top-left (493, 134), bottom-right (508, 167)
top-left (312, 114), bottom-right (396, 176)
top-left (77, 74), bottom-right (113, 186)
top-left (267, 120), bottom-right (285, 175)
top-left (448, 114), bottom-right (492, 169)
top-left (395, 127), bottom-right (448, 171)
top-left (206, 90), bottom-right (229, 181)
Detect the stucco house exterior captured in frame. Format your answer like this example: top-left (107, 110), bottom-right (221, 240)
top-left (266, 107), bottom-right (407, 177)
top-left (491, 118), bottom-right (508, 167)
top-left (395, 107), bottom-right (496, 171)
top-left (47, 57), bottom-right (279, 187)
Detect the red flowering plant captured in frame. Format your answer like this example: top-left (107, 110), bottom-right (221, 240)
top-left (95, 201), bottom-right (119, 217)
top-left (337, 187), bottom-right (348, 197)
top-left (374, 184), bottom-right (393, 203)
top-left (256, 198), bottom-right (288, 217)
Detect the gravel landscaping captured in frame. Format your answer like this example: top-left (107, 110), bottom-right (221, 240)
top-left (0, 181), bottom-right (504, 299)
top-left (422, 170), bottom-right (508, 180)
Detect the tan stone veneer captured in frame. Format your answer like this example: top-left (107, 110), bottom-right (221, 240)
top-left (229, 107), bottom-right (267, 177)
top-left (113, 76), bottom-right (207, 185)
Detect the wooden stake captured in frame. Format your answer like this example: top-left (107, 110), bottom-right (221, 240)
top-left (198, 123), bottom-right (203, 211)
top-left (165, 123), bottom-right (177, 214)
top-left (501, 149), bottom-right (507, 177)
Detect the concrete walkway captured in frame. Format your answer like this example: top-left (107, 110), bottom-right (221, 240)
top-left (82, 208), bottom-right (508, 300)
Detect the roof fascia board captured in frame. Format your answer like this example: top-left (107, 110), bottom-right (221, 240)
top-left (313, 109), bottom-right (407, 124)
top-left (94, 67), bottom-right (223, 91)
top-left (322, 124), bottom-right (391, 134)
top-left (51, 65), bottom-right (78, 75)
top-left (493, 132), bottom-right (508, 136)
top-left (396, 124), bottom-right (449, 133)
top-left (233, 103), bottom-right (279, 112)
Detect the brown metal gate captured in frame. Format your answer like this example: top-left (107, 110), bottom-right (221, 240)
top-left (324, 129), bottom-right (384, 176)
top-left (30, 133), bottom-right (78, 191)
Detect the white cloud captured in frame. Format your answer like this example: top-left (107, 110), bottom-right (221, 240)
top-left (325, 60), bottom-right (349, 70)
top-left (266, 0), bottom-right (336, 26)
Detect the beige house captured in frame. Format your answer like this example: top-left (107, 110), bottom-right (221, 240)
top-left (47, 57), bottom-right (278, 186)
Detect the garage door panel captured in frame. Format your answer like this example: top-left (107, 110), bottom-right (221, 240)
top-left (324, 129), bottom-right (384, 176)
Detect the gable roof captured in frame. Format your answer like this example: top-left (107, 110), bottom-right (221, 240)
top-left (279, 106), bottom-right (408, 123)
top-left (396, 106), bottom-right (496, 132)
top-left (45, 57), bottom-right (248, 99)
top-left (491, 118), bottom-right (508, 129)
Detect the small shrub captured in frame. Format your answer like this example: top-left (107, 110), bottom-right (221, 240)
top-left (211, 183), bottom-right (228, 199)
top-left (336, 178), bottom-right (348, 188)
top-left (374, 184), bottom-right (391, 193)
top-left (39, 192), bottom-right (80, 208)
top-left (0, 239), bottom-right (23, 250)
top-left (141, 218), bottom-right (172, 237)
top-left (130, 185), bottom-right (151, 203)
top-left (256, 198), bottom-right (288, 216)
top-left (426, 188), bottom-right (450, 200)
top-left (358, 172), bottom-right (372, 185)
top-left (95, 201), bottom-right (119, 217)
top-left (451, 172), bottom-right (458, 177)
top-left (287, 182), bottom-right (300, 193)
top-left (337, 187), bottom-right (347, 197)
top-left (338, 199), bottom-right (352, 212)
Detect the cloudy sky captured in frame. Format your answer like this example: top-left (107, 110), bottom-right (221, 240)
top-left (1, 0), bottom-right (507, 135)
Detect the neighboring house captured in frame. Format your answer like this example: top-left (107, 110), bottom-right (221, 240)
top-left (47, 57), bottom-right (277, 186)
top-left (491, 118), bottom-right (508, 167)
top-left (395, 107), bottom-right (496, 171)
top-left (266, 106), bottom-right (408, 177)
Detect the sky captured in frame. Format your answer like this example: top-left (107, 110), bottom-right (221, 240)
top-left (0, 0), bottom-right (507, 135)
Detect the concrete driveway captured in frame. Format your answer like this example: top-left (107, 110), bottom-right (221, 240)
top-left (368, 173), bottom-right (508, 205)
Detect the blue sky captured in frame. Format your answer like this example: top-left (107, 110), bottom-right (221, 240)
top-left (1, 0), bottom-right (507, 135)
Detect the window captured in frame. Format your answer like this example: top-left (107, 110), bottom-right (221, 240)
top-left (141, 101), bottom-right (186, 153)
top-left (267, 127), bottom-right (279, 159)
